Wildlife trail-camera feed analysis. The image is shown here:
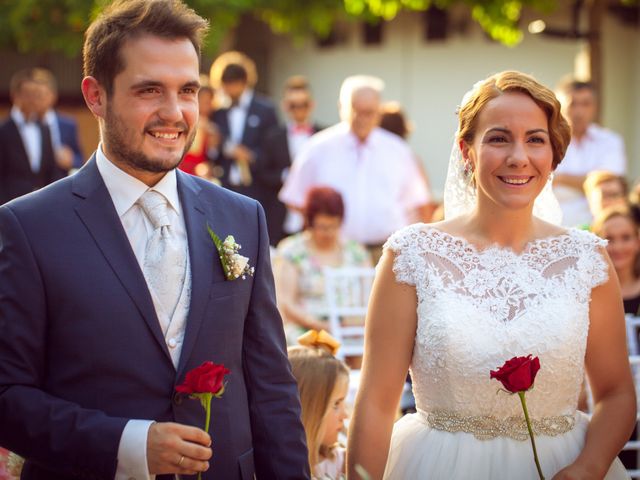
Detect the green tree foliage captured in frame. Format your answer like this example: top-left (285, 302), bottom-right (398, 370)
top-left (0, 0), bottom-right (568, 55)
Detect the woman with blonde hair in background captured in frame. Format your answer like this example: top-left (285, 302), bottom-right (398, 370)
top-left (592, 206), bottom-right (640, 315)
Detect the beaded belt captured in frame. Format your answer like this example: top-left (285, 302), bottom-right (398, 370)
top-left (421, 410), bottom-right (576, 441)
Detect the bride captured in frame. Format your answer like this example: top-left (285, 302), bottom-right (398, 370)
top-left (347, 71), bottom-right (636, 479)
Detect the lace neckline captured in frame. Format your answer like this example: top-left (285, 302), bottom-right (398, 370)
top-left (424, 225), bottom-right (573, 257)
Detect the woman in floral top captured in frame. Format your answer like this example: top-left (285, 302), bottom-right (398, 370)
top-left (274, 187), bottom-right (372, 345)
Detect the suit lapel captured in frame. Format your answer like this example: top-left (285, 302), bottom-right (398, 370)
top-left (280, 127), bottom-right (292, 166)
top-left (72, 158), bottom-right (173, 365)
top-left (214, 110), bottom-right (230, 141)
top-left (8, 120), bottom-right (31, 172)
top-left (241, 98), bottom-right (259, 146)
top-left (176, 172), bottom-right (224, 375)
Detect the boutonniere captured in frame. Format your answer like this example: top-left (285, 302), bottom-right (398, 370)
top-left (208, 225), bottom-right (254, 280)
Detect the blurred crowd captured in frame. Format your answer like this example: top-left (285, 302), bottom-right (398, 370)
top-left (1, 52), bottom-right (640, 479)
top-left (2, 54), bottom-right (639, 340)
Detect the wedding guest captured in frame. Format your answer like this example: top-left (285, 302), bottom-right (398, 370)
top-left (592, 207), bottom-right (640, 315)
top-left (209, 51), bottom-right (279, 204)
top-left (260, 75), bottom-right (324, 245)
top-left (553, 78), bottom-right (627, 227)
top-left (274, 187), bottom-right (371, 345)
top-left (592, 206), bottom-right (640, 470)
top-left (583, 170), bottom-right (628, 223)
top-left (178, 78), bottom-right (221, 178)
top-left (36, 68), bottom-right (85, 173)
top-left (288, 330), bottom-right (349, 480)
top-left (379, 101), bottom-right (436, 222)
top-left (280, 75), bottom-right (431, 263)
top-left (0, 68), bottom-right (58, 203)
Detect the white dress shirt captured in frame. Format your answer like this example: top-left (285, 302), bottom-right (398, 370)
top-left (227, 89), bottom-right (253, 144)
top-left (286, 122), bottom-right (314, 161)
top-left (226, 89), bottom-right (254, 185)
top-left (11, 106), bottom-right (42, 173)
top-left (554, 123), bottom-right (627, 226)
top-left (43, 109), bottom-right (62, 152)
top-left (96, 147), bottom-right (190, 480)
top-left (279, 123), bottom-right (431, 244)
top-left (282, 122), bottom-right (315, 234)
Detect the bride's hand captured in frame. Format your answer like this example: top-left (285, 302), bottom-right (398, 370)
top-left (552, 463), bottom-right (600, 480)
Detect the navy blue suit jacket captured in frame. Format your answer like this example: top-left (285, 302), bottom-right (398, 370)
top-left (259, 123), bottom-right (324, 245)
top-left (0, 117), bottom-right (58, 204)
top-left (211, 93), bottom-right (279, 203)
top-left (0, 157), bottom-right (309, 479)
top-left (55, 112), bottom-right (84, 169)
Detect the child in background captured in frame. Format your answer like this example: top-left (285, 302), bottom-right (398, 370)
top-left (289, 330), bottom-right (349, 479)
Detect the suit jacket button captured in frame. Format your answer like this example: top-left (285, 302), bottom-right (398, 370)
top-left (173, 391), bottom-right (183, 405)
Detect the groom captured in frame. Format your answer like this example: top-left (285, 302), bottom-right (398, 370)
top-left (0, 1), bottom-right (309, 479)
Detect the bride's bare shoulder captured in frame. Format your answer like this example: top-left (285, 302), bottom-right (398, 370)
top-left (533, 217), bottom-right (569, 239)
top-left (426, 217), bottom-right (471, 237)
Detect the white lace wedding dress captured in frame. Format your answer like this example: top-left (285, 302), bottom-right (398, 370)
top-left (383, 224), bottom-right (629, 479)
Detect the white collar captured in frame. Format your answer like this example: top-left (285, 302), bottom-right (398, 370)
top-left (344, 122), bottom-right (379, 148)
top-left (43, 109), bottom-right (57, 127)
top-left (11, 106), bottom-right (35, 126)
top-left (235, 89), bottom-right (253, 110)
top-left (96, 145), bottom-right (181, 218)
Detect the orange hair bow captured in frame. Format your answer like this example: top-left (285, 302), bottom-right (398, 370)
top-left (297, 329), bottom-right (341, 356)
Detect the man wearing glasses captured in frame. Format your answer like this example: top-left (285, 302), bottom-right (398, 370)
top-left (261, 76), bottom-right (324, 245)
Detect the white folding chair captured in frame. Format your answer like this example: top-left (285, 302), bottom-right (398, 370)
top-left (323, 266), bottom-right (376, 360)
top-left (627, 315), bottom-right (640, 356)
top-left (584, 355), bottom-right (640, 478)
top-left (623, 355), bottom-right (640, 478)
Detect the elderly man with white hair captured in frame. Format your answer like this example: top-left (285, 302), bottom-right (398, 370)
top-left (279, 75), bottom-right (431, 261)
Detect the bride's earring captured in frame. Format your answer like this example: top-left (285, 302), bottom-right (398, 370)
top-left (464, 161), bottom-right (475, 187)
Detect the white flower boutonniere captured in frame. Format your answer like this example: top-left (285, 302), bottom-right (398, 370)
top-left (207, 226), bottom-right (254, 280)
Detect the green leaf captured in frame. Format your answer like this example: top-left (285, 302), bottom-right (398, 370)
top-left (0, 0), bottom-right (565, 54)
top-left (207, 224), bottom-right (231, 279)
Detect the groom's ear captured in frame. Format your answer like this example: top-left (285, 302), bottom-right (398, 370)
top-left (81, 76), bottom-right (107, 119)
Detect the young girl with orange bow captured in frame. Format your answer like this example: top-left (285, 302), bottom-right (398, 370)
top-left (288, 330), bottom-right (349, 479)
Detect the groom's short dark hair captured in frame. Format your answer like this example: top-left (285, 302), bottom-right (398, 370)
top-left (83, 0), bottom-right (209, 96)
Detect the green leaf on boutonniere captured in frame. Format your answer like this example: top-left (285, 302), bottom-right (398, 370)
top-left (207, 224), bottom-right (231, 279)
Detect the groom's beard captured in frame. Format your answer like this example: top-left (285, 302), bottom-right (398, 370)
top-left (103, 104), bottom-right (196, 174)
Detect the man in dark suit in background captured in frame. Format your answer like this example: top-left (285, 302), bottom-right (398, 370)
top-left (0, 1), bottom-right (309, 478)
top-left (260, 76), bottom-right (324, 245)
top-left (209, 53), bottom-right (279, 223)
top-left (37, 68), bottom-right (85, 173)
top-left (0, 68), bottom-right (58, 204)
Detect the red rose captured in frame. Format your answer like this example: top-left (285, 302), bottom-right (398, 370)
top-left (176, 361), bottom-right (230, 395)
top-left (490, 355), bottom-right (540, 393)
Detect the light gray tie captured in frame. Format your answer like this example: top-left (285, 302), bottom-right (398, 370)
top-left (137, 190), bottom-right (186, 322)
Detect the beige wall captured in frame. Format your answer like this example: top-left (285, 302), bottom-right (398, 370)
top-left (268, 9), bottom-right (639, 198)
top-left (601, 14), bottom-right (639, 181)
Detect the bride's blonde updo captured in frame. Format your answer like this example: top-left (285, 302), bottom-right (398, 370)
top-left (457, 71), bottom-right (571, 169)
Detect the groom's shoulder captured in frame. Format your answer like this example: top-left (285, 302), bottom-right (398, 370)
top-left (2, 175), bottom-right (75, 220)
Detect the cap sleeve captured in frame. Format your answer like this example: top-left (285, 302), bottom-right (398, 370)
top-left (383, 224), bottom-right (424, 286)
top-left (573, 229), bottom-right (609, 291)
